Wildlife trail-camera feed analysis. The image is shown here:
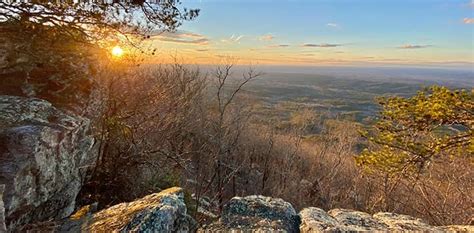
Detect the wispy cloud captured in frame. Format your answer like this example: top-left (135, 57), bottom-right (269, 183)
top-left (463, 18), bottom-right (474, 24)
top-left (267, 44), bottom-right (289, 48)
top-left (326, 23), bottom-right (339, 28)
top-left (153, 30), bottom-right (209, 45)
top-left (259, 34), bottom-right (275, 41)
top-left (221, 34), bottom-right (245, 43)
top-left (397, 44), bottom-right (432, 49)
top-left (233, 35), bottom-right (244, 41)
top-left (302, 43), bottom-right (342, 47)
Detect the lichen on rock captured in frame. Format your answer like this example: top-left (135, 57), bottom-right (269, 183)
top-left (86, 187), bottom-right (196, 233)
top-left (299, 207), bottom-right (340, 232)
top-left (0, 95), bottom-right (98, 230)
top-left (327, 209), bottom-right (388, 231)
top-left (373, 212), bottom-right (436, 231)
top-left (199, 195), bottom-right (300, 233)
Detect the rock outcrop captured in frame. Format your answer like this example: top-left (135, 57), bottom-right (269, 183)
top-left (199, 195), bottom-right (300, 233)
top-left (299, 207), bottom-right (474, 232)
top-left (0, 96), bottom-right (98, 230)
top-left (59, 187), bottom-right (195, 232)
top-left (3, 178), bottom-right (473, 233)
top-left (198, 196), bottom-right (472, 233)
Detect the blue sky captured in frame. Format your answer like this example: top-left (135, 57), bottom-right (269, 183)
top-left (150, 0), bottom-right (473, 67)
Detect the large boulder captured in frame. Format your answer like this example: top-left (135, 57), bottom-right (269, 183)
top-left (199, 195), bottom-right (300, 233)
top-left (0, 96), bottom-right (98, 230)
top-left (83, 187), bottom-right (195, 232)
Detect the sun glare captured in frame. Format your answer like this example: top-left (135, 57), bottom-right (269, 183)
top-left (111, 46), bottom-right (124, 57)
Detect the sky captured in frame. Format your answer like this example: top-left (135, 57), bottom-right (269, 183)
top-left (148, 0), bottom-right (474, 68)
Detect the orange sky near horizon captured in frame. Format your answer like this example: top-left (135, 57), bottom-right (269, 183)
top-left (126, 1), bottom-right (474, 69)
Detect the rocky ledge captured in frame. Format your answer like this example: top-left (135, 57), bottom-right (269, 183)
top-left (6, 187), bottom-right (471, 232)
top-left (198, 196), bottom-right (472, 233)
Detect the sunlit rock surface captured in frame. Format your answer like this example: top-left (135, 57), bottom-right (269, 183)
top-left (299, 208), bottom-right (473, 232)
top-left (299, 207), bottom-right (340, 232)
top-left (373, 212), bottom-right (436, 231)
top-left (0, 96), bottom-right (97, 230)
top-left (85, 187), bottom-right (195, 232)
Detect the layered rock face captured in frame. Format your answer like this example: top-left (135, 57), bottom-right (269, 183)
top-left (0, 96), bottom-right (98, 230)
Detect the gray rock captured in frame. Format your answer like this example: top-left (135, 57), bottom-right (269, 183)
top-left (299, 207), bottom-right (473, 232)
top-left (299, 207), bottom-right (340, 232)
top-left (0, 185), bottom-right (6, 232)
top-left (0, 96), bottom-right (98, 230)
top-left (328, 208), bottom-right (388, 231)
top-left (86, 187), bottom-right (196, 232)
top-left (373, 212), bottom-right (436, 231)
top-left (199, 195), bottom-right (300, 233)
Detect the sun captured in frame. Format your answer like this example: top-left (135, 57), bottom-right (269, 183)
top-left (111, 46), bottom-right (124, 57)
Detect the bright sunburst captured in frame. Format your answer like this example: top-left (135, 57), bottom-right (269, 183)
top-left (111, 46), bottom-right (124, 57)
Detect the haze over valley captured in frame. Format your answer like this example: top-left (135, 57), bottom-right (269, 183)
top-left (243, 66), bottom-right (474, 123)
